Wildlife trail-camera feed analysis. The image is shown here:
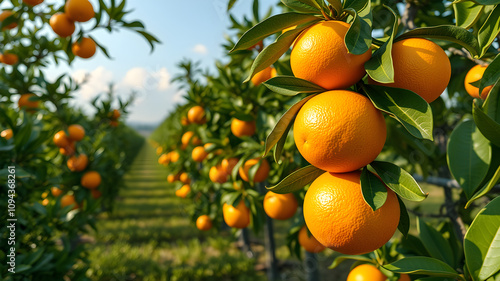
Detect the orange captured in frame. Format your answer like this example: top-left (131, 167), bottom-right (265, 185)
top-left (51, 187), bottom-right (63, 197)
top-left (0, 11), bottom-right (17, 30)
top-left (209, 165), bottom-right (227, 183)
top-left (156, 146), bottom-right (163, 155)
top-left (464, 64), bottom-right (492, 99)
top-left (1, 129), bottom-right (13, 140)
top-left (53, 130), bottom-right (71, 148)
top-left (221, 158), bottom-right (239, 174)
top-left (223, 200), bottom-right (250, 229)
top-left (90, 189), bottom-right (102, 199)
top-left (298, 226), bottom-right (325, 253)
top-left (179, 172), bottom-right (191, 184)
top-left (110, 120), bottom-right (119, 127)
top-left (65, 0), bottom-right (94, 22)
top-left (42, 198), bottom-right (49, 206)
top-left (192, 146), bottom-right (208, 162)
top-left (181, 117), bottom-right (190, 126)
top-left (251, 66), bottom-right (277, 86)
top-left (59, 142), bottom-right (76, 156)
top-left (187, 106), bottom-right (207, 124)
top-left (291, 21), bottom-right (371, 90)
top-left (170, 151), bottom-right (180, 163)
top-left (263, 191), bottom-right (298, 220)
top-left (238, 158), bottom-right (270, 183)
top-left (294, 90), bottom-right (386, 173)
top-left (347, 264), bottom-right (386, 281)
top-left (192, 136), bottom-right (202, 146)
top-left (167, 174), bottom-right (179, 183)
top-left (72, 37), bottom-right (97, 59)
top-left (112, 109), bottom-right (121, 119)
top-left (81, 171), bottom-right (101, 189)
top-left (176, 185), bottom-right (191, 198)
top-left (67, 154), bottom-right (89, 172)
top-left (61, 194), bottom-right (77, 209)
top-left (369, 38), bottom-right (451, 103)
top-left (18, 94), bottom-right (40, 112)
top-left (68, 124), bottom-right (85, 141)
top-left (181, 131), bottom-right (195, 146)
top-left (304, 171), bottom-right (400, 255)
top-left (231, 118), bottom-right (256, 138)
top-left (23, 0), bottom-right (44, 6)
top-left (0, 53), bottom-right (18, 65)
top-left (158, 153), bottom-right (170, 165)
top-left (50, 13), bottom-right (75, 37)
top-left (196, 215), bottom-right (213, 231)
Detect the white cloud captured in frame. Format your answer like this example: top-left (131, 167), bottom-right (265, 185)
top-left (71, 66), bottom-right (114, 100)
top-left (192, 44), bottom-right (208, 55)
top-left (120, 67), bottom-right (171, 92)
top-left (172, 90), bottom-right (186, 103)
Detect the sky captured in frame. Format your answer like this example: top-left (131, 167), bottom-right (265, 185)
top-left (37, 0), bottom-right (278, 125)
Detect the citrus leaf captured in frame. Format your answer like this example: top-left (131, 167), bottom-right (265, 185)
top-left (328, 255), bottom-right (373, 269)
top-left (231, 13), bottom-right (320, 52)
top-left (383, 257), bottom-right (463, 280)
top-left (273, 120), bottom-right (291, 163)
top-left (418, 217), bottom-right (456, 268)
top-left (447, 119), bottom-right (491, 199)
top-left (478, 5), bottom-right (500, 57)
top-left (474, 102), bottom-right (500, 148)
top-left (466, 161), bottom-right (500, 208)
top-left (344, 2), bottom-right (372, 55)
top-left (281, 0), bottom-right (321, 13)
top-left (365, 5), bottom-right (398, 83)
top-left (244, 24), bottom-right (315, 83)
top-left (480, 54), bottom-right (500, 97)
top-left (395, 25), bottom-right (480, 58)
top-left (453, 1), bottom-right (484, 29)
top-left (360, 167), bottom-right (388, 211)
top-left (263, 76), bottom-right (326, 96)
top-left (362, 84), bottom-right (434, 141)
top-left (263, 94), bottom-right (317, 158)
top-left (465, 196), bottom-right (500, 281)
top-left (267, 165), bottom-right (324, 194)
top-left (397, 196), bottom-right (410, 237)
top-left (370, 161), bottom-right (427, 201)
top-left (227, 0), bottom-right (237, 11)
top-left (343, 0), bottom-right (368, 11)
top-left (472, 0), bottom-right (500, 4)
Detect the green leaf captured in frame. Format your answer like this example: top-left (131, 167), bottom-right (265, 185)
top-left (472, 0), bottom-right (500, 4)
top-left (478, 5), bottom-right (500, 57)
top-left (418, 217), bottom-right (456, 268)
top-left (467, 162), bottom-right (500, 208)
top-left (263, 76), bottom-right (325, 96)
top-left (480, 54), bottom-right (500, 97)
top-left (474, 102), bottom-right (500, 148)
top-left (365, 5), bottom-right (398, 83)
top-left (343, 0), bottom-right (368, 11)
top-left (264, 95), bottom-right (317, 157)
top-left (344, 2), bottom-right (372, 55)
top-left (227, 0), bottom-right (237, 11)
top-left (231, 13), bottom-right (320, 52)
top-left (465, 196), bottom-right (500, 281)
top-left (363, 84), bottom-right (434, 141)
top-left (273, 120), bottom-right (291, 163)
top-left (398, 196), bottom-right (410, 237)
top-left (370, 161), bottom-right (427, 201)
top-left (395, 25), bottom-right (480, 58)
top-left (383, 257), bottom-right (462, 280)
top-left (360, 167), bottom-right (387, 211)
top-left (453, 1), bottom-right (484, 29)
top-left (267, 165), bottom-right (324, 194)
top-left (447, 119), bottom-right (491, 199)
top-left (281, 0), bottom-right (321, 13)
top-left (328, 255), bottom-right (373, 269)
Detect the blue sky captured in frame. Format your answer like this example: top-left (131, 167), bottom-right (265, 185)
top-left (40, 0), bottom-right (277, 124)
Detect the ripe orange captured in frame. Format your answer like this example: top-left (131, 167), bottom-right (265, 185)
top-left (187, 106), bottom-right (207, 124)
top-left (0, 53), bottom-right (18, 65)
top-left (196, 215), bottom-right (213, 231)
top-left (59, 142), bottom-right (76, 156)
top-left (176, 185), bottom-right (191, 198)
top-left (23, 0), bottom-right (44, 6)
top-left (156, 146), bottom-right (163, 155)
top-left (304, 171), bottom-right (400, 255)
top-left (291, 21), bottom-right (371, 90)
top-left (251, 66), bottom-right (277, 86)
top-left (112, 109), bottom-right (121, 119)
top-left (110, 120), bottom-right (119, 127)
top-left (0, 11), bottom-right (17, 30)
top-left (263, 191), bottom-right (298, 220)
top-left (181, 116), bottom-right (190, 126)
top-left (53, 130), bottom-right (71, 148)
top-left (231, 118), bottom-right (256, 138)
top-left (72, 37), bottom-right (96, 59)
top-left (158, 153), bottom-right (170, 165)
top-left (91, 189), bottom-right (102, 199)
top-left (192, 146), bottom-right (208, 162)
top-left (191, 136), bottom-right (202, 146)
top-left (223, 200), bottom-right (250, 229)
top-left (221, 158), bottom-right (239, 174)
top-left (67, 154), bottom-right (89, 172)
top-left (1, 129), bottom-right (13, 140)
top-left (181, 131), bottom-right (195, 146)
top-left (42, 198), bottom-right (49, 206)
top-left (167, 173), bottom-right (179, 183)
top-left (347, 264), bottom-right (387, 281)
top-left (51, 187), bottom-right (63, 197)
top-left (65, 0), bottom-right (94, 22)
top-left (81, 171), bottom-right (101, 189)
top-left (61, 194), bottom-right (77, 209)
top-left (464, 64), bottom-right (492, 99)
top-left (294, 90), bottom-right (386, 173)
top-left (18, 94), bottom-right (40, 112)
top-left (298, 226), bottom-right (325, 253)
top-left (209, 165), bottom-right (228, 184)
top-left (68, 124), bottom-right (85, 141)
top-left (170, 151), bottom-right (180, 163)
top-left (179, 172), bottom-right (191, 184)
top-left (369, 38), bottom-right (451, 103)
top-left (238, 158), bottom-right (270, 183)
top-left (50, 13), bottom-right (75, 37)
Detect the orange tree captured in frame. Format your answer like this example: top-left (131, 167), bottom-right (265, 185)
top-left (0, 0), bottom-right (158, 279)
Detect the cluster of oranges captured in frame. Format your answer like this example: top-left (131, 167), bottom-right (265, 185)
top-left (109, 109), bottom-right (121, 127)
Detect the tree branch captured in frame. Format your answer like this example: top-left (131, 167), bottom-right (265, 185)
top-left (448, 47), bottom-right (489, 66)
top-left (401, 2), bottom-right (418, 31)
